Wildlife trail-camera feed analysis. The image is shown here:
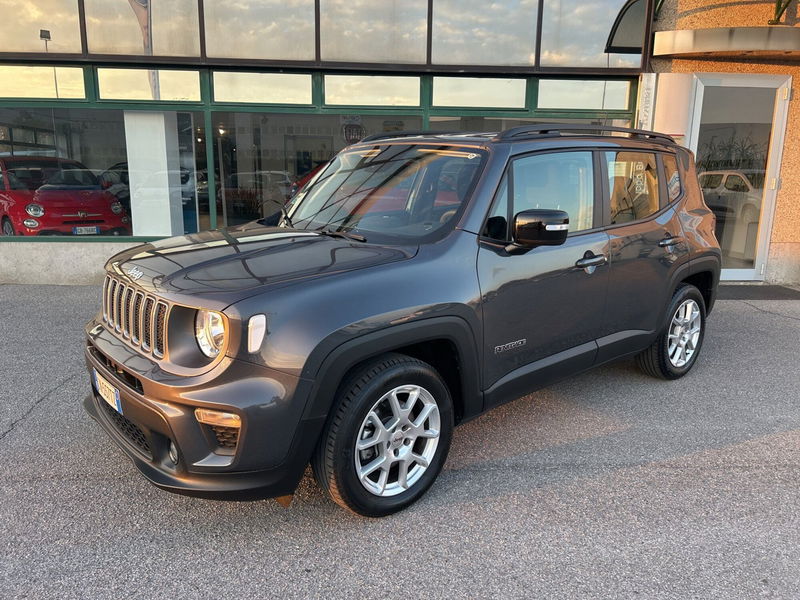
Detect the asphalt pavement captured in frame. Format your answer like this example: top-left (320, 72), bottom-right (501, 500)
top-left (1, 284), bottom-right (799, 599)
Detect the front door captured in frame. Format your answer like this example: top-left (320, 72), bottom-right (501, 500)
top-left (688, 75), bottom-right (791, 280)
top-left (478, 150), bottom-right (610, 407)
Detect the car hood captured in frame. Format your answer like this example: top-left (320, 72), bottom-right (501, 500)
top-left (106, 223), bottom-right (418, 309)
top-left (33, 187), bottom-right (115, 210)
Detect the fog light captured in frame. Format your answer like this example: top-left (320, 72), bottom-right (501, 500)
top-left (168, 441), bottom-right (179, 464)
top-left (23, 218), bottom-right (39, 228)
top-left (195, 408), bottom-right (241, 428)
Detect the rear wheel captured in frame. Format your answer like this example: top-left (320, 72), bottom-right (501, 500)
top-left (636, 283), bottom-right (706, 379)
top-left (2, 218), bottom-right (15, 236)
top-left (312, 353), bottom-right (453, 517)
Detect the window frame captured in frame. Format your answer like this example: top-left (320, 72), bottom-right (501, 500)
top-left (480, 147), bottom-right (605, 244)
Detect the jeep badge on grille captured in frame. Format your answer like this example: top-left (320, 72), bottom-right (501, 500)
top-left (127, 266), bottom-right (144, 281)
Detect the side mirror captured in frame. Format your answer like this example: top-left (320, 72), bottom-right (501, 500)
top-left (510, 209), bottom-right (569, 250)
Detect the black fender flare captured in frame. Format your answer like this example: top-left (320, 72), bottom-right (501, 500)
top-left (298, 316), bottom-right (482, 423)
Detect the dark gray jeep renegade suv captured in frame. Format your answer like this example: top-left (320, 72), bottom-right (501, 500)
top-left (84, 125), bottom-right (720, 516)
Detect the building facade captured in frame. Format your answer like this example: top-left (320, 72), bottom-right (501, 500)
top-left (0, 0), bottom-right (645, 283)
top-left (648, 0), bottom-right (800, 283)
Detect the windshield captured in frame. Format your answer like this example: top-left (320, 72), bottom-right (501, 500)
top-left (285, 144), bottom-right (487, 243)
top-left (5, 159), bottom-right (99, 191)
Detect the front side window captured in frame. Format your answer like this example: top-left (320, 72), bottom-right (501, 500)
top-left (483, 151), bottom-right (595, 240)
top-left (605, 151), bottom-right (660, 225)
top-left (287, 144), bottom-right (486, 243)
top-left (724, 174), bottom-right (749, 193)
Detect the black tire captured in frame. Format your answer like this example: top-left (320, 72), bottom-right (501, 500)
top-left (312, 353), bottom-right (454, 517)
top-left (1, 217), bottom-right (15, 236)
top-left (636, 283), bottom-right (707, 380)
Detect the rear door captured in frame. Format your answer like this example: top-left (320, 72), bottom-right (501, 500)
top-left (596, 150), bottom-right (690, 362)
top-left (478, 150), bottom-right (610, 407)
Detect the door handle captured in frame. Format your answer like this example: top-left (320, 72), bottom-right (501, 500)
top-left (575, 254), bottom-right (607, 269)
top-left (658, 235), bottom-right (684, 247)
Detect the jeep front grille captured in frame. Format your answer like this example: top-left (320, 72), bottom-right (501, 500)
top-left (102, 274), bottom-right (169, 359)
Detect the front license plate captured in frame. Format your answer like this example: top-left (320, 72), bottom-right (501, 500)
top-left (93, 368), bottom-right (122, 414)
top-left (73, 226), bottom-right (100, 235)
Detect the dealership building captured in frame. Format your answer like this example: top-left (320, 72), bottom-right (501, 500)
top-left (0, 0), bottom-right (798, 285)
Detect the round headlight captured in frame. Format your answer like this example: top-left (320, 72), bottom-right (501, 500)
top-left (195, 309), bottom-right (225, 358)
top-left (26, 203), bottom-right (45, 217)
top-left (110, 201), bottom-right (123, 214)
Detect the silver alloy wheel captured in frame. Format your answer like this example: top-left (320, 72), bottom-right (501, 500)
top-left (667, 299), bottom-right (702, 368)
top-left (354, 384), bottom-right (441, 497)
top-left (2, 220), bottom-right (13, 236)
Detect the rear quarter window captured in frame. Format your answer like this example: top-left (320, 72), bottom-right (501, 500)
top-left (662, 154), bottom-right (682, 203)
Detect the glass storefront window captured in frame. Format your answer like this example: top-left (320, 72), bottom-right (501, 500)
top-left (212, 72), bottom-right (313, 105)
top-left (0, 66), bottom-right (85, 99)
top-left (540, 0), bottom-right (641, 68)
top-left (537, 80), bottom-right (630, 110)
top-left (695, 86), bottom-right (775, 270)
top-left (84, 0), bottom-right (200, 56)
top-left (204, 0), bottom-right (315, 61)
top-left (0, 0), bottom-right (81, 53)
top-left (0, 108), bottom-right (208, 237)
top-left (211, 112), bottom-right (423, 227)
top-left (431, 0), bottom-right (538, 66)
top-left (320, 0), bottom-right (427, 64)
top-left (97, 69), bottom-right (201, 102)
top-left (433, 77), bottom-right (527, 109)
top-left (324, 76), bottom-right (420, 106)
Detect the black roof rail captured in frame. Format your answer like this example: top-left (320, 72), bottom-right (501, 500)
top-left (493, 124), bottom-right (675, 144)
top-left (358, 130), bottom-right (454, 143)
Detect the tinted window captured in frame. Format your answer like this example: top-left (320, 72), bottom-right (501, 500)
top-left (483, 151), bottom-right (595, 240)
top-left (724, 174), bottom-right (749, 192)
top-left (540, 0), bottom-right (641, 68)
top-left (605, 152), bottom-right (659, 224)
top-left (663, 154), bottom-right (682, 202)
top-left (320, 0), bottom-right (427, 63)
top-left (0, 0), bottom-right (81, 53)
top-left (431, 0), bottom-right (538, 66)
top-left (84, 0), bottom-right (200, 56)
top-left (699, 173), bottom-right (722, 189)
top-left (204, 0), bottom-right (315, 60)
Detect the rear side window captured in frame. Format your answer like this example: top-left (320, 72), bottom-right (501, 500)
top-left (663, 154), bottom-right (682, 202)
top-left (483, 151), bottom-right (595, 240)
top-left (605, 151), bottom-right (660, 225)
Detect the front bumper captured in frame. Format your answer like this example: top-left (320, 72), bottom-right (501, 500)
top-left (83, 320), bottom-right (323, 500)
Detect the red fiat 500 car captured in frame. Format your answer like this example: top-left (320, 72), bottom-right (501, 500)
top-left (0, 157), bottom-right (131, 236)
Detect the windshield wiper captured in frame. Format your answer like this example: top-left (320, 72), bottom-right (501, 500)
top-left (315, 227), bottom-right (367, 243)
top-left (280, 205), bottom-right (294, 228)
top-left (256, 205), bottom-right (294, 228)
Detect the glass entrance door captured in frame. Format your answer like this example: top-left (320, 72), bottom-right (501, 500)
top-left (689, 75), bottom-right (791, 280)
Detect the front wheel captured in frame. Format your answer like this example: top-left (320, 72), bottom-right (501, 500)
top-left (312, 353), bottom-right (453, 517)
top-left (636, 283), bottom-right (707, 380)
